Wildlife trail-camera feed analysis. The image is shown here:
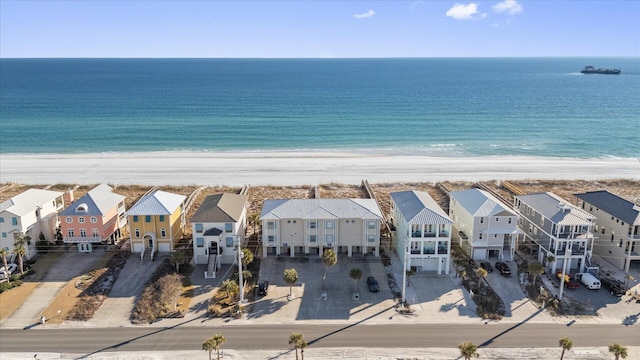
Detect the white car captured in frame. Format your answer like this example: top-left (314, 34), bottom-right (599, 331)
top-left (0, 270), bottom-right (10, 280)
top-left (0, 263), bottom-right (17, 274)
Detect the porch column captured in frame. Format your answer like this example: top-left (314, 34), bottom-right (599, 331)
top-left (348, 246), bottom-right (352, 257)
top-left (290, 246), bottom-right (294, 257)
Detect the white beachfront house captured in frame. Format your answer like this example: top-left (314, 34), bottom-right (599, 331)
top-left (514, 192), bottom-right (595, 274)
top-left (574, 190), bottom-right (640, 273)
top-left (449, 188), bottom-right (520, 261)
top-left (0, 189), bottom-right (65, 260)
top-left (260, 198), bottom-right (383, 258)
top-left (390, 190), bottom-right (453, 274)
top-left (190, 193), bottom-right (248, 270)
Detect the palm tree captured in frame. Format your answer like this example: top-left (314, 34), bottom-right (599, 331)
top-left (558, 336), bottom-right (573, 360)
top-left (528, 261), bottom-right (544, 286)
top-left (13, 235), bottom-right (29, 275)
top-left (608, 343), bottom-right (628, 359)
top-left (241, 248), bottom-right (254, 271)
top-left (458, 341), bottom-right (479, 359)
top-left (249, 213), bottom-right (260, 237)
top-left (475, 267), bottom-right (488, 289)
top-left (349, 268), bottom-right (362, 292)
top-left (0, 247), bottom-right (10, 284)
top-left (321, 248), bottom-right (337, 287)
top-left (283, 268), bottom-right (299, 298)
top-left (202, 333), bottom-right (226, 360)
top-left (288, 332), bottom-right (307, 360)
top-left (220, 279), bottom-right (239, 299)
top-left (169, 250), bottom-right (185, 273)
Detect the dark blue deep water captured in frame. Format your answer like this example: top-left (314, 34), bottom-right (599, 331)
top-left (1, 58), bottom-right (639, 157)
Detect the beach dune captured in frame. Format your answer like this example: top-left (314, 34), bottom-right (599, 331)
top-left (1, 152), bottom-right (638, 186)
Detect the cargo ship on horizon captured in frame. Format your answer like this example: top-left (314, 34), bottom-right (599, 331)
top-left (580, 65), bottom-right (621, 75)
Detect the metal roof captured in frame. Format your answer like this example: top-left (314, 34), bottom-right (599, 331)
top-left (190, 193), bottom-right (248, 223)
top-left (516, 192), bottom-right (595, 226)
top-left (574, 190), bottom-right (640, 225)
top-left (449, 189), bottom-right (517, 218)
top-left (128, 190), bottom-right (185, 216)
top-left (0, 189), bottom-right (63, 217)
top-left (260, 198), bottom-right (383, 221)
top-left (390, 190), bottom-right (452, 224)
top-left (60, 184), bottom-right (125, 217)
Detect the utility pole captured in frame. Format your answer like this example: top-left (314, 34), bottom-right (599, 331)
top-left (236, 237), bottom-right (245, 307)
top-left (401, 240), bottom-right (408, 305)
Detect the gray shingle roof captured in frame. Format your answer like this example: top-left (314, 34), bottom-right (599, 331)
top-left (190, 193), bottom-right (248, 223)
top-left (574, 190), bottom-right (640, 225)
top-left (128, 190), bottom-right (185, 216)
top-left (260, 198), bottom-right (383, 221)
top-left (516, 192), bottom-right (595, 226)
top-left (60, 184), bottom-right (124, 217)
top-left (390, 190), bottom-right (452, 224)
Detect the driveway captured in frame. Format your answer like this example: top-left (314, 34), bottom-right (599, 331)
top-left (1, 250), bottom-right (104, 329)
top-left (484, 261), bottom-right (541, 320)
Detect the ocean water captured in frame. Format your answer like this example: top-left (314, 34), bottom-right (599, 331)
top-left (1, 58), bottom-right (639, 158)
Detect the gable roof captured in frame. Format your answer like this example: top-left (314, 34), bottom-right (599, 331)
top-left (60, 184), bottom-right (125, 217)
top-left (190, 193), bottom-right (247, 223)
top-left (128, 190), bottom-right (186, 216)
top-left (449, 188), bottom-right (516, 217)
top-left (0, 189), bottom-right (63, 217)
top-left (390, 190), bottom-right (452, 224)
top-left (260, 198), bottom-right (383, 221)
top-left (574, 190), bottom-right (640, 225)
top-left (516, 192), bottom-right (595, 226)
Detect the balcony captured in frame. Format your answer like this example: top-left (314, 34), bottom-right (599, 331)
top-left (63, 236), bottom-right (102, 243)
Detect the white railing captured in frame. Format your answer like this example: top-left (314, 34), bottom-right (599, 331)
top-left (63, 236), bottom-right (102, 243)
top-left (140, 248), bottom-right (146, 261)
top-left (150, 247), bottom-right (156, 261)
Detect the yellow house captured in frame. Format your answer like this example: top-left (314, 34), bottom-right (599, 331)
top-left (127, 190), bottom-right (186, 260)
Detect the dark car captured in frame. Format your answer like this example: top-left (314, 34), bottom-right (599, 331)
top-left (601, 277), bottom-right (626, 297)
top-left (480, 262), bottom-right (493, 273)
top-left (257, 281), bottom-right (269, 296)
top-left (565, 280), bottom-right (580, 289)
top-left (367, 276), bottom-right (380, 292)
top-left (495, 262), bottom-right (511, 276)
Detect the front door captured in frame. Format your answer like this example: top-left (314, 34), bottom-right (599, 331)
top-left (148, 237), bottom-right (153, 249)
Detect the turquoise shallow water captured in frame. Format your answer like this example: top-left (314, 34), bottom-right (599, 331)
top-left (1, 58), bottom-right (638, 157)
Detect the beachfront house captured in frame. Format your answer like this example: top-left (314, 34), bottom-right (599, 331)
top-left (128, 189), bottom-right (186, 260)
top-left (514, 192), bottom-right (595, 274)
top-left (390, 190), bottom-right (453, 274)
top-left (60, 184), bottom-right (127, 253)
top-left (190, 193), bottom-right (248, 273)
top-left (0, 189), bottom-right (65, 260)
top-left (574, 190), bottom-right (640, 273)
top-left (260, 198), bottom-right (383, 258)
top-left (449, 189), bottom-right (520, 261)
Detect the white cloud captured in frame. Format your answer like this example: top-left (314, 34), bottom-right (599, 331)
top-left (410, 1), bottom-right (423, 10)
top-left (354, 10), bottom-right (375, 19)
top-left (446, 3), bottom-right (479, 20)
top-left (493, 0), bottom-right (523, 15)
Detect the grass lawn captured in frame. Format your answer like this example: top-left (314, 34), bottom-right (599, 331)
top-left (0, 252), bottom-right (62, 321)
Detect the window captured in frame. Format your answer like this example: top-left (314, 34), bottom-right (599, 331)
top-left (368, 221), bottom-right (376, 229)
top-left (325, 234), bottom-right (334, 244)
top-left (601, 228), bottom-right (605, 234)
top-left (540, 217), bottom-right (544, 226)
top-left (268, 235), bottom-right (275, 242)
top-left (133, 215), bottom-right (139, 222)
top-left (1, 232), bottom-right (6, 238)
top-left (529, 225), bottom-right (533, 233)
top-left (267, 221), bottom-right (275, 230)
top-left (0, 218), bottom-right (3, 223)
top-left (480, 217), bottom-right (484, 224)
top-left (159, 215), bottom-right (165, 222)
top-left (309, 221), bottom-right (317, 229)
top-left (196, 237), bottom-right (204, 247)
top-left (226, 237), bottom-right (234, 247)
top-left (92, 228), bottom-right (99, 237)
top-left (145, 215), bottom-right (151, 223)
top-left (533, 227), bottom-right (538, 235)
top-left (78, 217), bottom-right (85, 224)
top-left (368, 235), bottom-right (376, 243)
top-left (508, 218), bottom-right (512, 224)
top-left (161, 228), bottom-right (166, 237)
top-left (325, 221), bottom-right (334, 229)
top-left (135, 228), bottom-right (140, 237)
top-left (479, 233), bottom-right (483, 240)
top-left (90, 217), bottom-right (97, 223)
top-left (68, 229), bottom-right (74, 237)
top-left (495, 217), bottom-right (499, 222)
top-left (80, 229), bottom-right (87, 237)
top-left (195, 224), bottom-right (203, 233)
top-left (225, 223), bottom-right (233, 233)
top-left (66, 217), bottom-right (72, 223)
top-left (309, 235), bottom-right (317, 243)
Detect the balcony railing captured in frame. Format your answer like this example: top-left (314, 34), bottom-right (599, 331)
top-left (63, 236), bottom-right (102, 243)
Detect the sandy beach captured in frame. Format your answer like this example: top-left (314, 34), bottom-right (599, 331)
top-left (1, 152), bottom-right (638, 186)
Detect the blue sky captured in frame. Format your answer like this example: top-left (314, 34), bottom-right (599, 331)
top-left (1, 0), bottom-right (638, 58)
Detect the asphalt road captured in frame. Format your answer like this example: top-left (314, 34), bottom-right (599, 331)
top-left (1, 323), bottom-right (638, 355)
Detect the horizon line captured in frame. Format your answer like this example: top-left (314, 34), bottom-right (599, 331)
top-left (1, 55), bottom-right (639, 60)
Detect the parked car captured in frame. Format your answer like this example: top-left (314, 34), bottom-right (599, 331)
top-left (565, 280), bottom-right (580, 289)
top-left (0, 270), bottom-right (10, 280)
top-left (367, 276), bottom-right (380, 292)
top-left (257, 281), bottom-right (269, 296)
top-left (601, 277), bottom-right (626, 297)
top-left (0, 263), bottom-right (17, 274)
top-left (480, 262), bottom-right (493, 273)
top-left (494, 262), bottom-right (511, 276)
